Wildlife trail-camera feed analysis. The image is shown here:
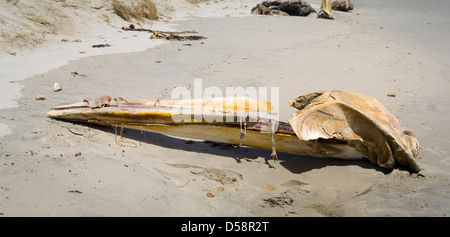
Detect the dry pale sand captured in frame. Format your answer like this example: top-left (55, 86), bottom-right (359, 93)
top-left (0, 0), bottom-right (449, 217)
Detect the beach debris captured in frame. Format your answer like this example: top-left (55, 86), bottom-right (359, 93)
top-left (251, 3), bottom-right (280, 15)
top-left (92, 44), bottom-right (112, 48)
top-left (206, 192), bottom-right (215, 197)
top-left (387, 93), bottom-right (396, 97)
top-left (266, 184), bottom-right (277, 191)
top-left (83, 95), bottom-right (111, 108)
top-left (318, 0), bottom-right (333, 19)
top-left (8, 52), bottom-right (16, 56)
top-left (79, 51), bottom-right (86, 54)
top-left (251, 0), bottom-right (316, 17)
top-left (35, 95), bottom-right (46, 101)
top-left (71, 71), bottom-right (87, 77)
top-left (263, 196), bottom-right (294, 207)
top-left (121, 24), bottom-right (206, 41)
top-left (331, 0), bottom-right (354, 12)
top-left (53, 83), bottom-right (63, 92)
top-left (74, 39), bottom-right (82, 42)
top-left (150, 31), bottom-right (206, 41)
top-left (122, 24), bottom-right (197, 34)
top-left (154, 60), bottom-right (162, 63)
top-left (68, 190), bottom-right (82, 194)
top-left (75, 152), bottom-right (82, 156)
top-left (47, 90), bottom-right (421, 171)
top-left (216, 187), bottom-right (225, 191)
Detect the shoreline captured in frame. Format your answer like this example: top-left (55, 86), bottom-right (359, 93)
top-left (0, 0), bottom-right (449, 216)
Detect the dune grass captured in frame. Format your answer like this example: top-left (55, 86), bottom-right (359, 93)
top-left (112, 0), bottom-right (159, 22)
top-left (186, 0), bottom-right (199, 5)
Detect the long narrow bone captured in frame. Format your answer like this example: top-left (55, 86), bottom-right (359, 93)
top-left (47, 90), bottom-right (420, 171)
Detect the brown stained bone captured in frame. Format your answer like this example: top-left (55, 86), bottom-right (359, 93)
top-left (289, 90), bottom-right (420, 171)
top-left (48, 91), bottom-right (420, 171)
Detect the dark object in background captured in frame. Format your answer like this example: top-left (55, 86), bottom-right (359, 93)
top-left (251, 0), bottom-right (316, 17)
top-left (331, 0), bottom-right (354, 11)
top-left (92, 44), bottom-right (112, 48)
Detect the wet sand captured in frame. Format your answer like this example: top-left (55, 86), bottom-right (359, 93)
top-left (0, 0), bottom-right (449, 216)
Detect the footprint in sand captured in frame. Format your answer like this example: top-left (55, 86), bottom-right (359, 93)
top-left (262, 180), bottom-right (310, 208)
top-left (159, 163), bottom-right (243, 187)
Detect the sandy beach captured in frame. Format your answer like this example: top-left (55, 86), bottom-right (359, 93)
top-left (1, 0), bottom-right (449, 217)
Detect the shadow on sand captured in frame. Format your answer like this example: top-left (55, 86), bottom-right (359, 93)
top-left (78, 122), bottom-right (390, 175)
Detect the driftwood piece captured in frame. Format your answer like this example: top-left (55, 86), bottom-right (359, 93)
top-left (331, 0), bottom-right (354, 11)
top-left (122, 24), bottom-right (198, 34)
top-left (251, 0), bottom-right (316, 17)
top-left (150, 32), bottom-right (207, 41)
top-left (121, 24), bottom-right (206, 41)
top-left (92, 44), bottom-right (112, 48)
top-left (318, 0), bottom-right (333, 19)
top-left (251, 4), bottom-right (277, 15)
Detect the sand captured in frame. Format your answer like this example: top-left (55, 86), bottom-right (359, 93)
top-left (0, 0), bottom-right (449, 217)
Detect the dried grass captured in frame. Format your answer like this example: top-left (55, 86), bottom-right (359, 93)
top-left (112, 1), bottom-right (133, 21)
top-left (112, 0), bottom-right (159, 22)
top-left (101, 13), bottom-right (111, 24)
top-left (186, 0), bottom-right (199, 5)
top-left (2, 32), bottom-right (44, 48)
